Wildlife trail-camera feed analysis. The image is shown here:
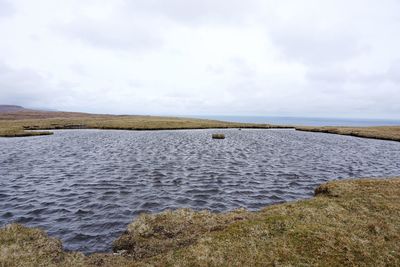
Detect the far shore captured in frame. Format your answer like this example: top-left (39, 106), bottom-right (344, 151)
top-left (0, 109), bottom-right (291, 137)
top-left (296, 125), bottom-right (400, 142)
top-left (1, 109), bottom-right (400, 141)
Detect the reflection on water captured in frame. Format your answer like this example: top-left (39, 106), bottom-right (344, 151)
top-left (1, 129), bottom-right (400, 253)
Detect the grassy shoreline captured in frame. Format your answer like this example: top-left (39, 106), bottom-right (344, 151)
top-left (295, 126), bottom-right (400, 142)
top-left (0, 110), bottom-right (291, 137)
top-left (1, 110), bottom-right (400, 142)
top-left (1, 178), bottom-right (400, 266)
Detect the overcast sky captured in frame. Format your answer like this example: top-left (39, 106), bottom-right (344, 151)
top-left (0, 0), bottom-right (399, 118)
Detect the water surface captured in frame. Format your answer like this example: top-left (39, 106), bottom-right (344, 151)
top-left (1, 129), bottom-right (400, 253)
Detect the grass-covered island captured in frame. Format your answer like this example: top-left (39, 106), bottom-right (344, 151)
top-left (1, 178), bottom-right (400, 266)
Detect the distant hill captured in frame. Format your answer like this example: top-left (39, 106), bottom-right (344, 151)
top-left (0, 105), bottom-right (112, 120)
top-left (0, 105), bottom-right (26, 112)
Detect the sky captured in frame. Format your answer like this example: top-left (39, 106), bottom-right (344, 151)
top-left (0, 0), bottom-right (399, 119)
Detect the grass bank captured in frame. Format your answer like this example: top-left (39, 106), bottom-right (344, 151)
top-left (296, 126), bottom-right (400, 142)
top-left (2, 110), bottom-right (399, 142)
top-left (1, 178), bottom-right (400, 266)
top-left (0, 110), bottom-right (289, 137)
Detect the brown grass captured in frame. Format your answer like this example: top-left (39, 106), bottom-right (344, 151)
top-left (2, 110), bottom-right (399, 143)
top-left (112, 208), bottom-right (252, 261)
top-left (2, 178), bottom-right (400, 266)
top-left (0, 224), bottom-right (86, 267)
top-left (296, 126), bottom-right (400, 142)
top-left (212, 133), bottom-right (225, 139)
top-left (0, 110), bottom-right (289, 137)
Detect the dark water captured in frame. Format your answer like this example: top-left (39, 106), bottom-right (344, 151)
top-left (189, 115), bottom-right (400, 126)
top-left (1, 129), bottom-right (400, 254)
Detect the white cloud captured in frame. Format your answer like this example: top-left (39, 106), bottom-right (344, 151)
top-left (122, 0), bottom-right (261, 25)
top-left (0, 0), bottom-right (399, 119)
top-left (0, 62), bottom-right (63, 107)
top-left (0, 0), bottom-right (14, 18)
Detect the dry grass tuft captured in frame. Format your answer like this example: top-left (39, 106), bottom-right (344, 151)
top-left (0, 224), bottom-right (86, 267)
top-left (212, 133), bottom-right (225, 139)
top-left (113, 208), bottom-right (251, 260)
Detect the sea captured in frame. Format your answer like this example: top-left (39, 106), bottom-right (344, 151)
top-left (186, 116), bottom-right (400, 127)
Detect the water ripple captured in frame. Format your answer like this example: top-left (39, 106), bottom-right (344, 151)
top-left (1, 129), bottom-right (400, 253)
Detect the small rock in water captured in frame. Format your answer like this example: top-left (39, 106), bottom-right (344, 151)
top-left (212, 134), bottom-right (225, 139)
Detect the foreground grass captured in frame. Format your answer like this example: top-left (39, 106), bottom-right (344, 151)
top-left (1, 178), bottom-right (400, 266)
top-left (0, 110), bottom-right (287, 137)
top-left (296, 126), bottom-right (400, 142)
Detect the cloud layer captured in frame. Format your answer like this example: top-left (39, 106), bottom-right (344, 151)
top-left (0, 0), bottom-right (399, 118)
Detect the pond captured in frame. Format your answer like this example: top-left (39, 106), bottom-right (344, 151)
top-left (1, 129), bottom-right (400, 253)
